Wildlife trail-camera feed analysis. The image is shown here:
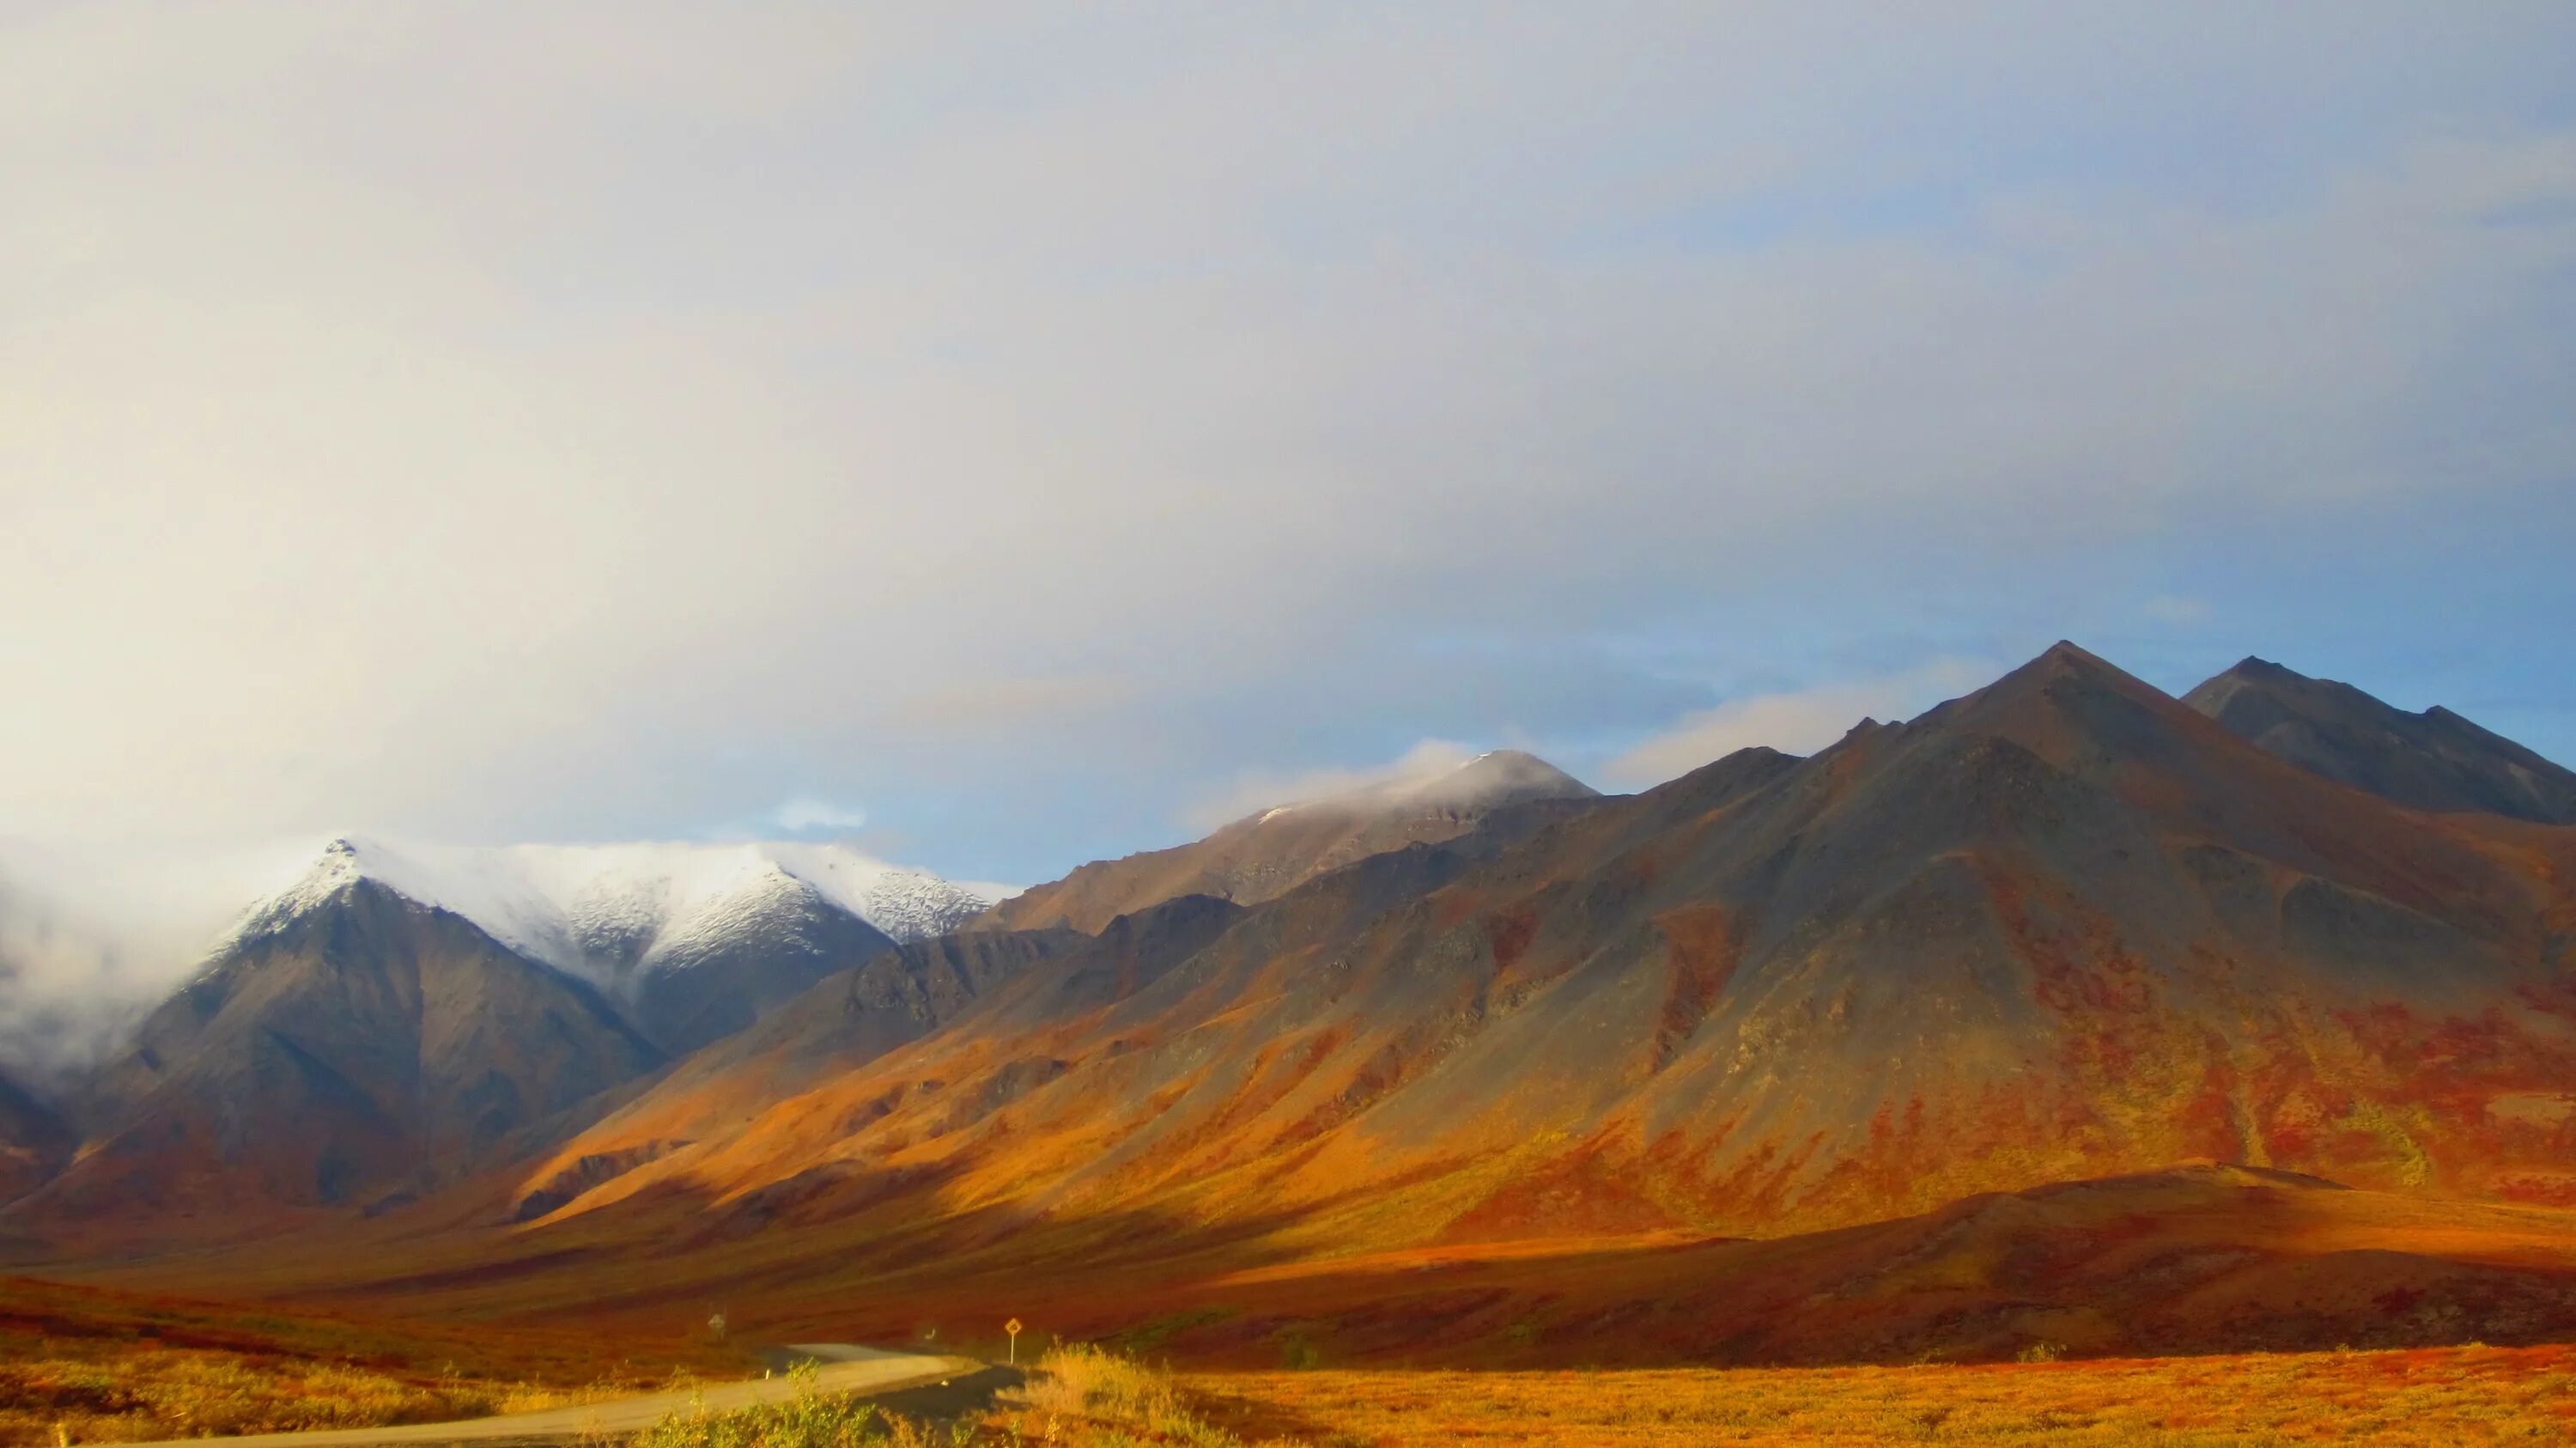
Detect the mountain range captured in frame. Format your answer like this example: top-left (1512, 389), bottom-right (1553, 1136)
top-left (5, 648), bottom-right (2576, 1366)
top-left (456, 646), bottom-right (2572, 1255)
top-left (0, 839), bottom-right (1008, 1232)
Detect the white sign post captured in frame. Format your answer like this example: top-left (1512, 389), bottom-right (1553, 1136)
top-left (1005, 1317), bottom-right (1024, 1366)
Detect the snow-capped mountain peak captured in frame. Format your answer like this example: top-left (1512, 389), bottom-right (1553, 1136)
top-left (235, 837), bottom-right (1012, 989)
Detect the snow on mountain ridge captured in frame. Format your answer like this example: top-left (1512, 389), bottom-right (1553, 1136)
top-left (236, 837), bottom-right (1012, 988)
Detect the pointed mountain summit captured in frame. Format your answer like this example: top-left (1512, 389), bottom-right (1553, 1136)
top-left (982, 749), bottom-right (1601, 933)
top-left (1362, 748), bottom-right (1596, 810)
top-left (229, 837), bottom-right (1012, 1054)
top-left (2184, 657), bottom-right (2576, 824)
top-left (14, 876), bottom-right (662, 1239)
top-left (1, 835), bottom-right (1016, 1239)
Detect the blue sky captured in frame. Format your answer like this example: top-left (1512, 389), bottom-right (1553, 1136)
top-left (1, 3), bottom-right (2571, 890)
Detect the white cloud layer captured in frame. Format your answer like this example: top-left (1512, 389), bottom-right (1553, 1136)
top-left (1605, 660), bottom-right (1996, 788)
top-left (769, 799), bottom-right (871, 835)
top-left (1186, 740), bottom-right (1483, 831)
top-left (0, 2), bottom-right (2568, 895)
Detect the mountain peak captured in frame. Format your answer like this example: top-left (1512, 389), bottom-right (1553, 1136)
top-left (2183, 658), bottom-right (2576, 823)
top-left (231, 837), bottom-right (1012, 976)
top-left (2030, 639), bottom-right (2139, 681)
top-left (1940, 639), bottom-right (2178, 727)
top-left (1391, 750), bottom-right (1598, 809)
top-left (1249, 750), bottom-right (1597, 824)
top-left (985, 748), bottom-right (1602, 934)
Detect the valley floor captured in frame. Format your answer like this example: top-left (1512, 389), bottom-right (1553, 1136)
top-left (0, 1276), bottom-right (747, 1446)
top-left (1170, 1345), bottom-right (2576, 1446)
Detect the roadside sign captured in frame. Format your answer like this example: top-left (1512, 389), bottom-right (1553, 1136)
top-left (1005, 1317), bottom-right (1024, 1365)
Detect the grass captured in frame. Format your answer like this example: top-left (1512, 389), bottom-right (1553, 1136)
top-left (0, 1275), bottom-right (744, 1445)
top-left (632, 1362), bottom-right (965, 1448)
top-left (638, 1342), bottom-right (2576, 1446)
top-left (626, 1349), bottom-right (1273, 1448)
top-left (1177, 1342), bottom-right (2576, 1445)
top-left (19, 1277), bottom-right (2576, 1448)
top-left (983, 1344), bottom-right (1301, 1446)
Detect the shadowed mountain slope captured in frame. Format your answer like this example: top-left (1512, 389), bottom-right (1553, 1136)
top-left (1059, 1165), bottom-right (2576, 1366)
top-left (981, 749), bottom-right (1601, 934)
top-left (2185, 657), bottom-right (2576, 824)
top-left (6, 879), bottom-right (663, 1237)
top-left (620, 888), bottom-right (898, 1058)
top-left (0, 1068), bottom-right (65, 1206)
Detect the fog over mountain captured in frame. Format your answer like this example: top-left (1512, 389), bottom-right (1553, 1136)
top-left (0, 4), bottom-right (2569, 893)
top-left (0, 836), bottom-right (1008, 1080)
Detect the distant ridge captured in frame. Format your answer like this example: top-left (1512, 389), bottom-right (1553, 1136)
top-left (2184, 657), bottom-right (2576, 823)
top-left (981, 749), bottom-right (1601, 934)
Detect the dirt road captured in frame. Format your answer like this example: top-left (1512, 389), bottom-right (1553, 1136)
top-left (107, 1346), bottom-right (977, 1447)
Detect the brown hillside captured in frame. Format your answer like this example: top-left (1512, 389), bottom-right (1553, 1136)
top-left (981, 749), bottom-right (1601, 934)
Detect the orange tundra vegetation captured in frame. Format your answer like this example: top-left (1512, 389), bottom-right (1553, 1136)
top-left (1173, 1343), bottom-right (2576, 1445)
top-left (0, 1275), bottom-right (745, 1445)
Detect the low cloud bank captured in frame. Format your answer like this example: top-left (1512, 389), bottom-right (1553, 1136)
top-left (0, 839), bottom-right (319, 1083)
top-left (1605, 659), bottom-right (1992, 789)
top-left (1183, 739), bottom-right (1485, 831)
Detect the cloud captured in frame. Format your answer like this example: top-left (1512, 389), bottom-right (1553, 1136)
top-left (0, 2), bottom-right (2567, 892)
top-left (768, 799), bottom-right (871, 835)
top-left (0, 837), bottom-right (319, 1080)
top-left (1604, 659), bottom-right (1993, 788)
top-left (880, 674), bottom-right (1133, 734)
top-left (1184, 740), bottom-right (1479, 831)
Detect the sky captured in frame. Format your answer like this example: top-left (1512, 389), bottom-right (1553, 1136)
top-left (3, 3), bottom-right (2573, 983)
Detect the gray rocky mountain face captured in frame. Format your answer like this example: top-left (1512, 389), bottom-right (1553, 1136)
top-left (2185, 657), bottom-right (2576, 823)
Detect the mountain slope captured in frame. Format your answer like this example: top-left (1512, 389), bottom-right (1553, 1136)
top-left (983, 749), bottom-right (1601, 934)
top-left (502, 894), bottom-right (1249, 1226)
top-left (1068, 1165), bottom-right (2576, 1366)
top-left (452, 643), bottom-right (2576, 1308)
top-left (2184, 657), bottom-right (2576, 824)
top-left (0, 1067), bottom-right (66, 1206)
top-left (8, 879), bottom-right (663, 1238)
top-left (39, 644), bottom-right (2576, 1372)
